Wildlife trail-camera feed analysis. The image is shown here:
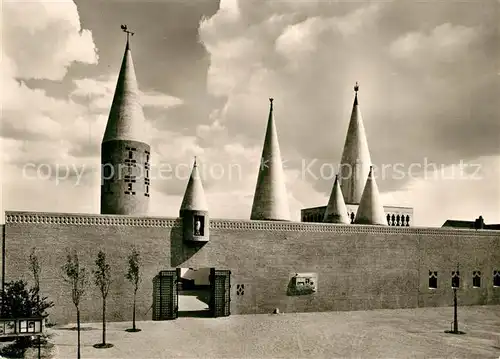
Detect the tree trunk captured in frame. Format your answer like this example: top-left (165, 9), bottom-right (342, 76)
top-left (132, 289), bottom-right (137, 330)
top-left (102, 298), bottom-right (106, 345)
top-left (453, 288), bottom-right (458, 333)
top-left (77, 308), bottom-right (81, 359)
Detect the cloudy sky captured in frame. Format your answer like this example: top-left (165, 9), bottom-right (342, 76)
top-left (1, 0), bottom-right (499, 226)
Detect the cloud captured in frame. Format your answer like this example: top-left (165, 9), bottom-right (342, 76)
top-left (2, 0), bottom-right (498, 228)
top-left (382, 155), bottom-right (500, 227)
top-left (390, 23), bottom-right (479, 64)
top-left (0, 0), bottom-right (186, 223)
top-left (197, 0), bottom-right (500, 226)
top-left (2, 0), bottom-right (98, 81)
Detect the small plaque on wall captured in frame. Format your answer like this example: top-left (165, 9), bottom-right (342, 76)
top-left (288, 272), bottom-right (318, 296)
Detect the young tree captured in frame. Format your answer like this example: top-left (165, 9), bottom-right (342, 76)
top-left (0, 280), bottom-right (53, 319)
top-left (125, 247), bottom-right (142, 332)
top-left (61, 251), bottom-right (89, 359)
top-left (0, 280), bottom-right (54, 357)
top-left (93, 250), bottom-right (113, 348)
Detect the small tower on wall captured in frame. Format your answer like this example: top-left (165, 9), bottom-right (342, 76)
top-left (180, 158), bottom-right (210, 242)
top-left (250, 98), bottom-right (291, 221)
top-left (324, 175), bottom-right (350, 224)
top-left (354, 166), bottom-right (387, 225)
top-left (101, 26), bottom-right (151, 215)
top-left (339, 83), bottom-right (372, 204)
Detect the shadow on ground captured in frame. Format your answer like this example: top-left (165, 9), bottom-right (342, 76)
top-left (177, 310), bottom-right (211, 318)
top-left (56, 326), bottom-right (99, 331)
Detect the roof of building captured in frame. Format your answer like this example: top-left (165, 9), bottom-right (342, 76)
top-left (102, 38), bottom-right (148, 144)
top-left (180, 158), bottom-right (209, 212)
top-left (324, 175), bottom-right (350, 224)
top-left (442, 219), bottom-right (500, 230)
top-left (338, 83), bottom-right (373, 204)
top-left (250, 98), bottom-right (290, 221)
top-left (354, 166), bottom-right (386, 225)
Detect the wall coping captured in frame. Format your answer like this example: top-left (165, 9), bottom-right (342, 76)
top-left (4, 211), bottom-right (499, 237)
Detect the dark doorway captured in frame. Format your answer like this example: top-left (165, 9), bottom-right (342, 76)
top-left (177, 268), bottom-right (212, 318)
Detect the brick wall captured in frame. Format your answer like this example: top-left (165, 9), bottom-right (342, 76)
top-left (3, 211), bottom-right (499, 325)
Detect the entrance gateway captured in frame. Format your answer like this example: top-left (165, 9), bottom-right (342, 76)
top-left (152, 268), bottom-right (231, 320)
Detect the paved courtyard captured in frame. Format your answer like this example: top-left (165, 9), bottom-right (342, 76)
top-left (49, 305), bottom-right (500, 358)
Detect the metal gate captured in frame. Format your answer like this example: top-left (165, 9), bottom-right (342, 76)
top-left (210, 269), bottom-right (231, 317)
top-left (152, 270), bottom-right (178, 320)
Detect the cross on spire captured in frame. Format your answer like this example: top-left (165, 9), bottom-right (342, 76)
top-left (120, 24), bottom-right (135, 47)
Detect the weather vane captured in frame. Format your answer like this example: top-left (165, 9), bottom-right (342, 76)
top-left (354, 81), bottom-right (359, 92)
top-left (120, 24), bottom-right (135, 43)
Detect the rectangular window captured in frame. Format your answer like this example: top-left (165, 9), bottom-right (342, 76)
top-left (472, 271), bottom-right (481, 288)
top-left (146, 185), bottom-right (149, 194)
top-left (128, 183), bottom-right (133, 191)
top-left (429, 271), bottom-right (437, 289)
top-left (494, 270), bottom-right (500, 287)
top-left (146, 154), bottom-right (150, 162)
top-left (451, 271), bottom-right (460, 288)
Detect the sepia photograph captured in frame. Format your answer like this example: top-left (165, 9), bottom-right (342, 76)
top-left (1, 0), bottom-right (499, 358)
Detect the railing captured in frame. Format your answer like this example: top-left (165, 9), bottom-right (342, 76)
top-left (0, 317), bottom-right (44, 337)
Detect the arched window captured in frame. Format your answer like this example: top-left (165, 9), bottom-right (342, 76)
top-left (429, 271), bottom-right (437, 289)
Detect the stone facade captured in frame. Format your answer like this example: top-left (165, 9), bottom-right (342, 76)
top-left (2, 211), bottom-right (499, 325)
top-left (101, 139), bottom-right (151, 215)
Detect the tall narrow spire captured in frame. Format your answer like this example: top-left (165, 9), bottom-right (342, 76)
top-left (250, 98), bottom-right (290, 221)
top-left (180, 157), bottom-right (208, 212)
top-left (102, 26), bottom-right (146, 144)
top-left (100, 26), bottom-right (150, 215)
top-left (354, 166), bottom-right (386, 225)
top-left (324, 175), bottom-right (350, 224)
top-left (339, 82), bottom-right (372, 204)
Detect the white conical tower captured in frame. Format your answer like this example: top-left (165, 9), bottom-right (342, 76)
top-left (180, 157), bottom-right (208, 213)
top-left (324, 175), bottom-right (350, 224)
top-left (250, 98), bottom-right (290, 221)
top-left (102, 34), bottom-right (147, 144)
top-left (354, 166), bottom-right (386, 225)
top-left (180, 157), bottom-right (210, 242)
top-left (339, 82), bottom-right (372, 204)
top-left (100, 27), bottom-right (151, 215)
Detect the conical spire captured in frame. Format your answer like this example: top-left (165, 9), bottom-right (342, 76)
top-left (102, 34), bottom-right (147, 143)
top-left (250, 98), bottom-right (290, 221)
top-left (339, 82), bottom-right (372, 204)
top-left (354, 166), bottom-right (386, 225)
top-left (180, 157), bottom-right (209, 212)
top-left (324, 175), bottom-right (350, 224)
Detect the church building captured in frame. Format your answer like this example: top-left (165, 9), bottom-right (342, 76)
top-left (1, 36), bottom-right (499, 325)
